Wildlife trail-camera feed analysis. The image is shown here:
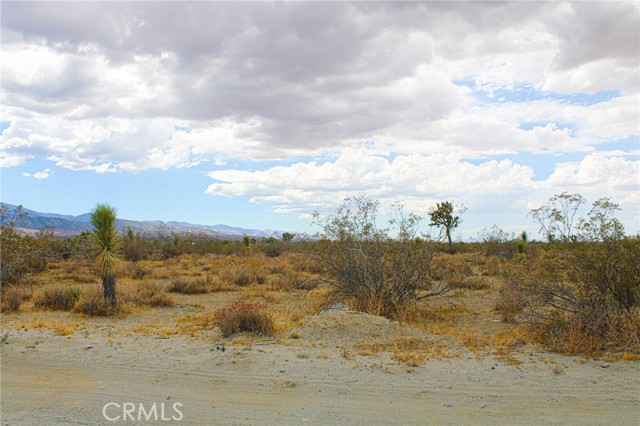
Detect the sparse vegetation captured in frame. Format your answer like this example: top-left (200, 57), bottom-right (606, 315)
top-left (2, 194), bottom-right (637, 358)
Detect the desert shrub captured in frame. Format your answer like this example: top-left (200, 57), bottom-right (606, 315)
top-left (156, 232), bottom-right (191, 259)
top-left (262, 241), bottom-right (285, 258)
top-left (287, 252), bottom-right (324, 274)
top-left (214, 301), bottom-right (274, 337)
top-left (122, 227), bottom-right (148, 262)
top-left (74, 289), bottom-right (123, 316)
top-left (504, 196), bottom-right (640, 352)
top-left (131, 264), bottom-right (150, 280)
top-left (460, 275), bottom-right (492, 290)
top-left (34, 286), bottom-right (81, 311)
top-left (168, 277), bottom-right (211, 294)
top-left (262, 258), bottom-right (290, 275)
top-left (542, 309), bottom-right (640, 354)
top-left (310, 197), bottom-right (446, 319)
top-left (495, 275), bottom-right (525, 323)
top-left (479, 225), bottom-right (516, 259)
top-left (484, 257), bottom-right (501, 276)
top-left (1, 205), bottom-right (57, 286)
top-left (134, 282), bottom-right (175, 307)
top-left (63, 270), bottom-right (96, 284)
top-left (231, 267), bottom-right (254, 286)
top-left (1, 287), bottom-right (23, 312)
top-left (429, 253), bottom-right (474, 285)
top-left (268, 270), bottom-right (303, 291)
top-left (58, 231), bottom-right (94, 260)
top-left (219, 260), bottom-right (267, 287)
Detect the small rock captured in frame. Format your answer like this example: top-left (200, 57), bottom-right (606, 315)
top-left (481, 403), bottom-right (488, 409)
top-left (601, 363), bottom-right (610, 368)
top-left (443, 403), bottom-right (453, 407)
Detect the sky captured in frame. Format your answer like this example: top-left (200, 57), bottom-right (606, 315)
top-left (1, 1), bottom-right (639, 239)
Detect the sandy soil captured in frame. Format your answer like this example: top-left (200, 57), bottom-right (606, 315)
top-left (2, 311), bottom-right (639, 426)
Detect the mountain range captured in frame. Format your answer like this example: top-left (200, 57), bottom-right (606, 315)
top-left (0, 203), bottom-right (283, 239)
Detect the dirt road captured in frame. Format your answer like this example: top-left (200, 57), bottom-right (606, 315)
top-left (1, 328), bottom-right (639, 425)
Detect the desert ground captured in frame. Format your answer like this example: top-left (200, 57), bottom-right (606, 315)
top-left (1, 252), bottom-right (639, 425)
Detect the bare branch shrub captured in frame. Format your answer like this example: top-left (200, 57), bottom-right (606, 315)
top-left (500, 196), bottom-right (640, 352)
top-left (309, 196), bottom-right (452, 319)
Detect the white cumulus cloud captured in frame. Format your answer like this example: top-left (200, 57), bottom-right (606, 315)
top-left (22, 168), bottom-right (51, 179)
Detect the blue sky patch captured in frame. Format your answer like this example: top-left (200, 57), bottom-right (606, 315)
top-left (0, 121), bottom-right (10, 134)
top-left (454, 79), bottom-right (620, 106)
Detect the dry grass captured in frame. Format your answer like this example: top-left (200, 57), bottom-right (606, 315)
top-left (1, 287), bottom-right (23, 312)
top-left (34, 286), bottom-right (81, 311)
top-left (133, 282), bottom-right (175, 307)
top-left (355, 336), bottom-right (454, 366)
top-left (169, 277), bottom-right (212, 294)
top-left (484, 257), bottom-right (501, 276)
top-left (214, 300), bottom-right (275, 337)
top-left (538, 312), bottom-right (640, 355)
top-left (74, 288), bottom-right (129, 316)
top-left (219, 260), bottom-right (267, 287)
top-left (19, 319), bottom-right (81, 338)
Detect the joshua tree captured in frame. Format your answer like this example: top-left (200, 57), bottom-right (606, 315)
top-left (243, 234), bottom-right (251, 255)
top-left (90, 203), bottom-right (120, 307)
top-left (428, 201), bottom-right (466, 254)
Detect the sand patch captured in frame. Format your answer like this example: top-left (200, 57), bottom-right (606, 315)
top-left (299, 310), bottom-right (423, 345)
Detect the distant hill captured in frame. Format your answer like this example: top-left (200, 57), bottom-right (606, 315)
top-left (0, 203), bottom-right (283, 239)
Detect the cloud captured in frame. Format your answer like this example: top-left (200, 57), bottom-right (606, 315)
top-left (1, 2), bottom-right (638, 233)
top-left (206, 147), bottom-right (639, 227)
top-left (2, 2), bottom-right (638, 170)
top-left (22, 168), bottom-right (51, 179)
top-left (206, 146), bottom-right (535, 213)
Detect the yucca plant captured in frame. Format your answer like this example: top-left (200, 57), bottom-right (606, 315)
top-left (90, 203), bottom-right (121, 307)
